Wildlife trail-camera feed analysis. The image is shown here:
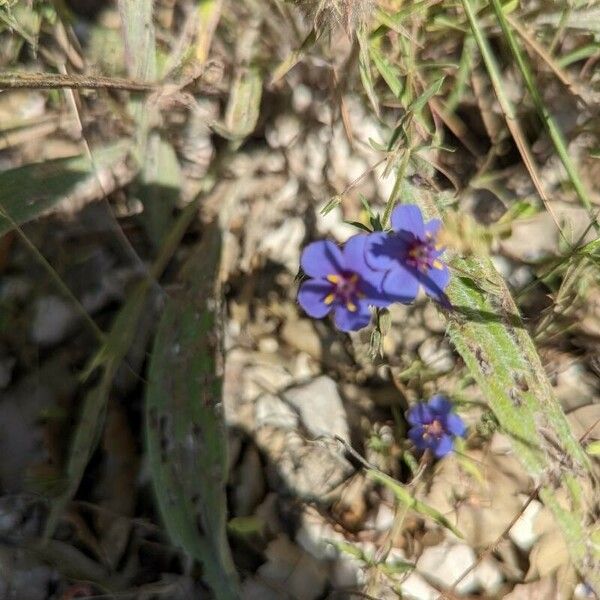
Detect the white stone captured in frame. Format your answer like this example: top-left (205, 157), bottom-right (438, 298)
top-left (399, 572), bottom-right (438, 600)
top-left (30, 295), bottom-right (76, 346)
top-left (284, 376), bottom-right (350, 441)
top-left (508, 497), bottom-right (542, 551)
top-left (418, 337), bottom-right (455, 373)
top-left (259, 535), bottom-right (328, 600)
top-left (266, 113), bottom-right (301, 148)
top-left (474, 558), bottom-right (503, 594)
top-left (255, 394), bottom-right (298, 430)
top-left (292, 84), bottom-right (313, 113)
top-left (417, 541), bottom-right (478, 594)
top-left (258, 217), bottom-right (305, 272)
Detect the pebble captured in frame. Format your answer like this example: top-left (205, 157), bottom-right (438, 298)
top-left (258, 216), bottom-right (305, 272)
top-left (266, 113), bottom-right (301, 149)
top-left (417, 540), bottom-right (478, 594)
top-left (255, 394), bottom-right (298, 430)
top-left (508, 497), bottom-right (543, 551)
top-left (292, 84), bottom-right (313, 113)
top-left (418, 337), bottom-right (455, 373)
top-left (258, 535), bottom-right (328, 600)
top-left (284, 376), bottom-right (350, 441)
top-left (30, 295), bottom-right (77, 346)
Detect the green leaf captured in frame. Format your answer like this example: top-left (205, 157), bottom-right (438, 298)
top-left (118, 0), bottom-right (157, 157)
top-left (138, 133), bottom-right (182, 247)
top-left (145, 223), bottom-right (239, 600)
top-left (370, 43), bottom-right (403, 98)
top-left (405, 178), bottom-right (598, 593)
top-left (214, 66), bottom-right (262, 149)
top-left (407, 76), bottom-right (445, 115)
top-left (357, 26), bottom-right (380, 118)
top-left (45, 200), bottom-right (202, 539)
top-left (586, 440), bottom-right (600, 457)
top-left (0, 141), bottom-right (132, 238)
top-left (367, 469), bottom-right (464, 538)
top-left (271, 28), bottom-right (319, 84)
top-left (320, 195), bottom-right (342, 215)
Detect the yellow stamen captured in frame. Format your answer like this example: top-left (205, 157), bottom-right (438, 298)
top-left (324, 293), bottom-right (336, 305)
top-left (432, 259), bottom-right (443, 270)
top-left (346, 301), bottom-right (357, 312)
top-left (326, 274), bottom-right (340, 284)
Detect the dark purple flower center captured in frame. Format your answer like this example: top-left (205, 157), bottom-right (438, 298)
top-left (404, 233), bottom-right (443, 273)
top-left (324, 271), bottom-right (363, 312)
top-left (422, 419), bottom-right (444, 440)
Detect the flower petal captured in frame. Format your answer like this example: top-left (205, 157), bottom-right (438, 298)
top-left (424, 218), bottom-right (442, 237)
top-left (301, 240), bottom-right (344, 278)
top-left (428, 395), bottom-right (452, 416)
top-left (445, 412), bottom-right (466, 437)
top-left (391, 204), bottom-right (425, 237)
top-left (407, 402), bottom-right (434, 426)
top-left (382, 267), bottom-right (420, 304)
top-left (365, 232), bottom-right (401, 271)
top-left (408, 425), bottom-right (428, 450)
top-left (342, 234), bottom-right (370, 269)
top-left (333, 299), bottom-right (372, 332)
top-left (419, 264), bottom-right (451, 302)
top-left (297, 279), bottom-right (334, 318)
top-left (432, 434), bottom-right (454, 458)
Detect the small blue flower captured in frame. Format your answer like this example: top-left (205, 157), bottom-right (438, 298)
top-left (365, 204), bottom-right (451, 304)
top-left (298, 235), bottom-right (390, 332)
top-left (407, 395), bottom-right (466, 458)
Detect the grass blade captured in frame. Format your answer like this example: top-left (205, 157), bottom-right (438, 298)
top-left (357, 25), bottom-right (381, 118)
top-left (367, 469), bottom-right (464, 539)
top-left (45, 200), bottom-right (202, 538)
top-left (145, 223), bottom-right (239, 599)
top-left (489, 0), bottom-right (599, 232)
top-left (0, 141), bottom-right (131, 237)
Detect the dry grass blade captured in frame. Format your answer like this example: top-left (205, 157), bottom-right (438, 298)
top-left (490, 0), bottom-right (599, 233)
top-left (0, 71), bottom-right (156, 90)
top-left (460, 0), bottom-right (568, 243)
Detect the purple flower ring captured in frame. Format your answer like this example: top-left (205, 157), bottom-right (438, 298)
top-left (407, 395), bottom-right (466, 458)
top-left (298, 235), bottom-right (390, 332)
top-left (366, 204), bottom-right (451, 304)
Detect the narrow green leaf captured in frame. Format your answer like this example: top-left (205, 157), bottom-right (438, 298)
top-left (320, 195), bottom-right (342, 215)
top-left (44, 364), bottom-right (116, 538)
top-left (0, 141), bottom-right (131, 237)
top-left (367, 469), bottom-right (464, 539)
top-left (357, 26), bottom-right (380, 118)
top-left (214, 66), bottom-right (263, 149)
top-left (586, 440), bottom-right (600, 456)
top-left (407, 76), bottom-right (445, 115)
top-left (139, 133), bottom-right (182, 246)
top-left (370, 43), bottom-right (403, 98)
top-left (45, 200), bottom-right (201, 538)
top-left (488, 0), bottom-right (599, 232)
top-left (271, 28), bottom-right (319, 84)
top-left (145, 223), bottom-right (239, 599)
top-left (118, 0), bottom-right (157, 157)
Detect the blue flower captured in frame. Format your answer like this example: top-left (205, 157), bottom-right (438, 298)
top-left (298, 235), bottom-right (390, 331)
top-left (365, 204), bottom-right (451, 304)
top-left (407, 395), bottom-right (466, 458)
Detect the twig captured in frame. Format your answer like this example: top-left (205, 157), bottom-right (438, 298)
top-left (0, 71), bottom-right (157, 91)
